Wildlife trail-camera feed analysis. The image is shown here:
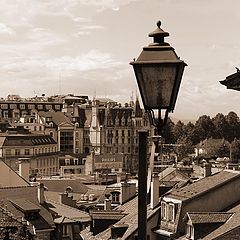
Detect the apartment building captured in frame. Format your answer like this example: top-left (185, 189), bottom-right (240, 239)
top-left (0, 130), bottom-right (59, 177)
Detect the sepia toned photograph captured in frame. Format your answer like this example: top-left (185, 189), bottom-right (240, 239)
top-left (0, 1), bottom-right (240, 239)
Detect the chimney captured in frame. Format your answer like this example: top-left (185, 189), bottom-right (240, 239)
top-left (120, 182), bottom-right (136, 204)
top-left (104, 193), bottom-right (111, 210)
top-left (38, 183), bottom-right (45, 204)
top-left (59, 192), bottom-right (77, 208)
top-left (19, 158), bottom-right (30, 181)
top-left (117, 173), bottom-right (122, 183)
top-left (150, 173), bottom-right (159, 209)
top-left (203, 161), bottom-right (211, 177)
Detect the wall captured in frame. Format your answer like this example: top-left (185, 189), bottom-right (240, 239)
top-left (217, 226), bottom-right (240, 240)
top-left (0, 161), bottom-right (29, 187)
top-left (176, 175), bottom-right (240, 236)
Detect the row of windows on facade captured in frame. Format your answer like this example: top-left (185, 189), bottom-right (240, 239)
top-left (0, 103), bottom-right (61, 110)
top-left (5, 146), bottom-right (58, 156)
top-left (36, 157), bottom-right (59, 168)
top-left (35, 167), bottom-right (59, 176)
top-left (107, 136), bottom-right (139, 145)
top-left (105, 146), bottom-right (138, 154)
top-left (64, 158), bottom-right (83, 165)
top-left (105, 118), bottom-right (149, 127)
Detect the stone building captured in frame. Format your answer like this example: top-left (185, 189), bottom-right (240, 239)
top-left (0, 100), bottom-right (63, 122)
top-left (0, 130), bottom-right (59, 177)
top-left (85, 98), bottom-right (152, 173)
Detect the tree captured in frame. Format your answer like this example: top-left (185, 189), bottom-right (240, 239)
top-left (230, 138), bottom-right (240, 163)
top-left (212, 113), bottom-right (228, 139)
top-left (194, 115), bottom-right (215, 142)
top-left (173, 120), bottom-right (185, 142)
top-left (226, 112), bottom-right (240, 142)
top-left (161, 117), bottom-right (175, 143)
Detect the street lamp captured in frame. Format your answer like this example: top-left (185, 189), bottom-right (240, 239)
top-left (130, 20), bottom-right (187, 135)
top-left (130, 21), bottom-right (186, 240)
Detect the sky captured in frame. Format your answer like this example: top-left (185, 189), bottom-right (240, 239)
top-left (0, 0), bottom-right (240, 121)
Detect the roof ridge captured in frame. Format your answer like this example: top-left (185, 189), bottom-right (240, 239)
top-left (47, 199), bottom-right (89, 214)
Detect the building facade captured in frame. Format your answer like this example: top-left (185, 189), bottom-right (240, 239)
top-left (86, 98), bottom-right (152, 173)
top-left (0, 132), bottom-right (59, 177)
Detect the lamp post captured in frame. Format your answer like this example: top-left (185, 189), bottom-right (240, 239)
top-left (130, 21), bottom-right (186, 240)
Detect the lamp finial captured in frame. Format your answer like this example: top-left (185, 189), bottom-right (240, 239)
top-left (157, 20), bottom-right (161, 28)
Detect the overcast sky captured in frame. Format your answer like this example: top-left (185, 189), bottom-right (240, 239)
top-left (1, 0), bottom-right (240, 121)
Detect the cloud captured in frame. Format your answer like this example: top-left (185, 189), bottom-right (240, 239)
top-left (0, 23), bottom-right (15, 35)
top-left (77, 0), bottom-right (138, 12)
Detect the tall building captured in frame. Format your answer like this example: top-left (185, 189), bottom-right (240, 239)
top-left (85, 98), bottom-right (152, 173)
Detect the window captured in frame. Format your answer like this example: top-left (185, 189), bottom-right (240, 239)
top-left (65, 159), bottom-right (70, 165)
top-left (1, 104), bottom-right (8, 109)
top-left (55, 105), bottom-right (60, 110)
top-left (25, 149), bottom-right (30, 155)
top-left (37, 104), bottom-right (43, 110)
top-left (10, 104), bottom-right (17, 109)
top-left (63, 225), bottom-right (68, 236)
top-left (28, 104), bottom-right (35, 109)
top-left (46, 105), bottom-right (52, 110)
top-left (161, 202), bottom-right (167, 220)
top-left (15, 149), bottom-right (20, 156)
top-left (108, 138), bottom-right (113, 144)
top-left (74, 159), bottom-right (79, 165)
top-left (19, 104), bottom-right (25, 109)
top-left (169, 204), bottom-right (175, 221)
top-left (60, 131), bottom-right (74, 153)
top-left (111, 192), bottom-right (120, 203)
top-left (6, 149), bottom-right (11, 156)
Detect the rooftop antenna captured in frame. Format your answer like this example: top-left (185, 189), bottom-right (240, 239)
top-left (93, 89), bottom-right (96, 100)
top-left (130, 89), bottom-right (134, 102)
top-left (59, 71), bottom-right (62, 95)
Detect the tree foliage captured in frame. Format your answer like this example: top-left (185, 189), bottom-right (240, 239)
top-left (160, 111), bottom-right (240, 162)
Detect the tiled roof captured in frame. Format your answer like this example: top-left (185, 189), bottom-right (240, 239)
top-left (166, 170), bottom-right (240, 201)
top-left (38, 111), bottom-right (72, 126)
top-left (94, 196), bottom-right (160, 240)
top-left (2, 134), bottom-right (56, 146)
top-left (202, 213), bottom-right (240, 240)
top-left (90, 210), bottom-right (125, 220)
top-left (47, 199), bottom-right (91, 223)
top-left (0, 206), bottom-right (23, 228)
top-left (39, 178), bottom-right (89, 194)
top-left (0, 185), bottom-right (55, 231)
top-left (45, 191), bottom-right (82, 203)
top-left (10, 198), bottom-right (40, 212)
top-left (187, 212), bottom-right (232, 224)
top-left (201, 201), bottom-right (240, 239)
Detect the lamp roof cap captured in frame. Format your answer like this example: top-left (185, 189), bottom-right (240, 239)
top-left (148, 21), bottom-right (169, 39)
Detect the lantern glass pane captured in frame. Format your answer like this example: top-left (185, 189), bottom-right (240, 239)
top-left (136, 65), bottom-right (177, 109)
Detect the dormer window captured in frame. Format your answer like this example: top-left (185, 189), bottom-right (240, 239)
top-left (111, 191), bottom-right (120, 203)
top-left (161, 202), bottom-right (167, 220)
